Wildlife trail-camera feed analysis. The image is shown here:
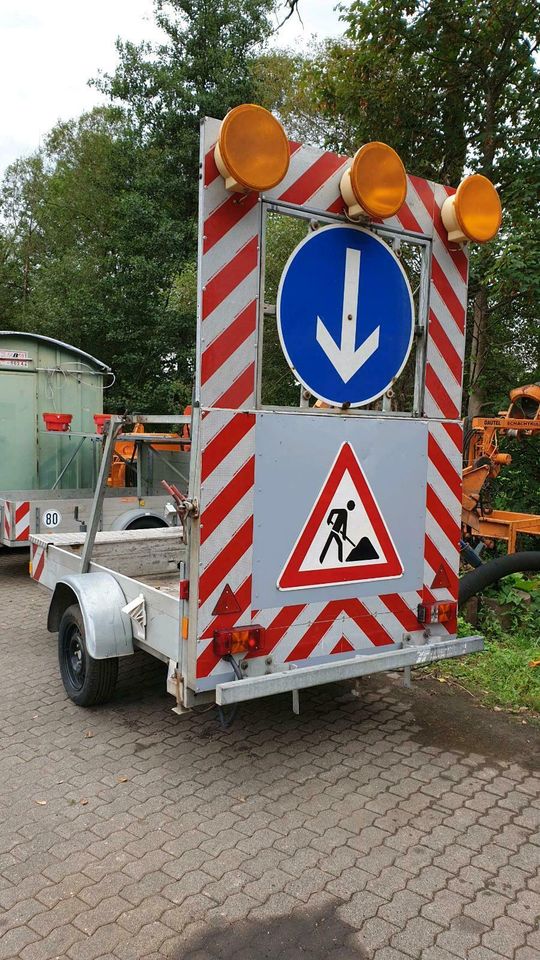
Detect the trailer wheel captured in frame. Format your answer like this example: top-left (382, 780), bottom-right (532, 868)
top-left (58, 604), bottom-right (118, 706)
top-left (125, 516), bottom-right (168, 531)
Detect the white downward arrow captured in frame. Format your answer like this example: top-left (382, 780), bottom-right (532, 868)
top-left (316, 247), bottom-right (380, 384)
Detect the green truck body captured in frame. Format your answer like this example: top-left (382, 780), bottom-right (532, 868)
top-left (0, 331), bottom-right (110, 491)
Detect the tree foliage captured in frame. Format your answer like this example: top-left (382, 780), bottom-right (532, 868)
top-left (0, 0), bottom-right (276, 410)
top-left (0, 108), bottom-right (195, 410)
top-left (304, 0), bottom-right (540, 415)
top-left (0, 0), bottom-right (538, 436)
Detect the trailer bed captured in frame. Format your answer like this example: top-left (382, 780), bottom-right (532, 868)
top-left (31, 527), bottom-right (185, 581)
top-left (133, 572), bottom-right (182, 597)
top-left (31, 527), bottom-right (185, 662)
top-left (31, 526), bottom-right (183, 548)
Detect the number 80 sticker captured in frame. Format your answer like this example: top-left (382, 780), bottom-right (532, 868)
top-left (43, 510), bottom-right (62, 528)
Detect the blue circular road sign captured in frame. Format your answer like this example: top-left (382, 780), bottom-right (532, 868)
top-left (276, 224), bottom-right (415, 407)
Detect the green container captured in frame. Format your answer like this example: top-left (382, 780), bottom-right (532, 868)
top-left (0, 332), bottom-right (112, 491)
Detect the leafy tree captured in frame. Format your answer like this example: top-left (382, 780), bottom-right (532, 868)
top-left (0, 108), bottom-right (195, 411)
top-left (90, 0), bottom-right (285, 407)
top-left (305, 0), bottom-right (540, 415)
top-left (0, 0), bottom-right (279, 411)
top-left (0, 154), bottom-right (47, 323)
top-left (260, 212), bottom-right (307, 406)
top-left (251, 47), bottom-right (332, 145)
top-left (93, 0), bottom-right (276, 236)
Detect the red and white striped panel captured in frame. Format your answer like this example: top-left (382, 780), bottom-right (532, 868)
top-left (195, 120), bottom-right (468, 686)
top-left (373, 175), bottom-right (468, 420)
top-left (197, 588), bottom-right (426, 682)
top-left (31, 542), bottom-right (46, 583)
top-left (197, 409), bottom-right (255, 652)
top-left (2, 500), bottom-right (30, 544)
top-left (1, 501), bottom-right (9, 543)
top-left (420, 420), bottom-right (462, 635)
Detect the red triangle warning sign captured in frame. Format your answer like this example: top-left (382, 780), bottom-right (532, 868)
top-left (431, 564), bottom-right (451, 590)
top-left (278, 442), bottom-right (403, 591)
top-left (212, 584), bottom-right (241, 616)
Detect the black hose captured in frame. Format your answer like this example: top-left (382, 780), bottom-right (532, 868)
top-left (459, 551), bottom-right (540, 605)
top-left (220, 655), bottom-right (240, 680)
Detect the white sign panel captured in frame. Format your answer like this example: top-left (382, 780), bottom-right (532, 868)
top-left (0, 350), bottom-right (30, 368)
top-left (252, 412), bottom-right (428, 609)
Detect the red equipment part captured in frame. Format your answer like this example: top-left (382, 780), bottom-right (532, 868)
top-left (42, 413), bottom-right (72, 433)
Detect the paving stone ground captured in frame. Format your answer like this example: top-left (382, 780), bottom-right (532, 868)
top-left (0, 548), bottom-right (539, 960)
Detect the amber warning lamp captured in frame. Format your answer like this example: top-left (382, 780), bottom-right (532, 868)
top-left (340, 141), bottom-right (407, 220)
top-left (441, 174), bottom-right (502, 245)
top-left (214, 103), bottom-right (290, 194)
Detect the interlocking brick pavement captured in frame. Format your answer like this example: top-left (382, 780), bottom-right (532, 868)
top-left (0, 549), bottom-right (539, 959)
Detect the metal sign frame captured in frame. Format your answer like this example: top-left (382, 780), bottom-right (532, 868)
top-left (257, 204), bottom-right (432, 416)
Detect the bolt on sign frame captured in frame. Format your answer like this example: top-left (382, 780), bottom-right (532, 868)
top-left (182, 117), bottom-right (478, 703)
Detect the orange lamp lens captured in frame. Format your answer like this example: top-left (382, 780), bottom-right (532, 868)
top-left (454, 174), bottom-right (502, 243)
top-left (349, 142), bottom-right (407, 219)
top-left (212, 626), bottom-right (265, 658)
top-left (217, 103), bottom-right (290, 192)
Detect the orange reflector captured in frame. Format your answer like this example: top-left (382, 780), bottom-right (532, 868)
top-left (442, 174), bottom-right (501, 244)
top-left (181, 617), bottom-right (189, 640)
top-left (340, 142), bottom-right (407, 220)
top-left (215, 103), bottom-right (290, 193)
top-left (213, 625), bottom-right (265, 658)
top-left (436, 603), bottom-right (457, 624)
top-left (417, 602), bottom-right (457, 625)
top-left (212, 584), bottom-right (242, 616)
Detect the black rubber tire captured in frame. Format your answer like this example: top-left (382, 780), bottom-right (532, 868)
top-left (125, 516), bottom-right (168, 531)
top-left (58, 604), bottom-right (118, 706)
top-left (459, 551), bottom-right (540, 606)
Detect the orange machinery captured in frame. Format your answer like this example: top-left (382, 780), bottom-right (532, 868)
top-left (462, 385), bottom-right (540, 553)
top-left (105, 409), bottom-right (191, 487)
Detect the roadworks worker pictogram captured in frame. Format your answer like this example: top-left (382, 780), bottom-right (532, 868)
top-left (319, 500), bottom-right (380, 565)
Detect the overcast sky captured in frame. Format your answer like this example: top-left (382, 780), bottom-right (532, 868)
top-left (0, 1), bottom-right (346, 176)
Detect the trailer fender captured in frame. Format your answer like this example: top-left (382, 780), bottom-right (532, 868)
top-left (47, 573), bottom-right (134, 659)
top-left (111, 508), bottom-right (169, 531)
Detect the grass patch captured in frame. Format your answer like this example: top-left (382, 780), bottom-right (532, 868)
top-left (425, 574), bottom-right (540, 714)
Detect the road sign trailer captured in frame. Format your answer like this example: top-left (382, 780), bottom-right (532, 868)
top-left (31, 525), bottom-right (481, 710)
top-left (30, 116), bottom-right (483, 714)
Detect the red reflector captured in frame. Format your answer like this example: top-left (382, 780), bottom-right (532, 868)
top-left (179, 579), bottom-right (189, 600)
top-left (213, 625), bottom-right (265, 658)
top-left (417, 602), bottom-right (457, 625)
top-left (212, 584), bottom-right (242, 616)
top-left (431, 564), bottom-right (451, 589)
top-left (213, 630), bottom-right (232, 657)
